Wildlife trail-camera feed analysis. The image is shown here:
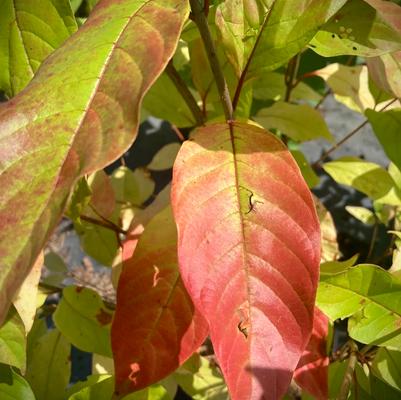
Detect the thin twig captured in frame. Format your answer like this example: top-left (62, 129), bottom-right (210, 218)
top-left (80, 214), bottom-right (127, 235)
top-left (165, 61), bottom-right (204, 126)
top-left (171, 124), bottom-right (185, 142)
top-left (367, 218), bottom-right (379, 261)
top-left (313, 98), bottom-right (397, 168)
top-left (284, 53), bottom-right (301, 102)
top-left (203, 0), bottom-right (209, 16)
top-left (315, 89), bottom-right (331, 110)
top-left (337, 341), bottom-right (358, 400)
top-left (189, 0), bottom-right (233, 121)
top-left (232, 1), bottom-right (277, 111)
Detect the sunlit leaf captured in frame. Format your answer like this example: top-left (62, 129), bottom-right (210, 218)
top-left (25, 327), bottom-right (71, 400)
top-left (320, 255), bottom-right (359, 276)
top-left (313, 64), bottom-right (375, 113)
top-left (294, 307), bottom-right (329, 400)
top-left (0, 0), bottom-right (77, 97)
top-left (174, 354), bottom-right (228, 400)
top-left (0, 306), bottom-right (26, 372)
top-left (13, 252), bottom-right (43, 333)
top-left (346, 206), bottom-right (376, 225)
top-left (65, 374), bottom-right (112, 399)
top-left (318, 264), bottom-right (401, 349)
top-left (315, 197), bottom-right (339, 262)
top-left (323, 156), bottom-right (401, 204)
top-left (255, 102), bottom-right (333, 142)
top-left (54, 286), bottom-right (113, 356)
top-left (215, 0), bottom-right (347, 79)
top-left (372, 348), bottom-right (401, 392)
top-left (111, 167), bottom-right (154, 209)
top-left (112, 207), bottom-right (208, 396)
top-left (172, 122), bottom-right (320, 399)
top-left (0, 0), bottom-right (188, 325)
top-left (68, 375), bottom-right (114, 400)
top-left (310, 0), bottom-right (401, 57)
top-left (0, 364), bottom-right (35, 400)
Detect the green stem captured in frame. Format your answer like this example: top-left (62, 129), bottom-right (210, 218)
top-left (189, 0), bottom-right (233, 121)
top-left (337, 341), bottom-right (358, 400)
top-left (284, 53), bottom-right (300, 102)
top-left (165, 61), bottom-right (204, 126)
top-left (232, 1), bottom-right (277, 111)
top-left (80, 214), bottom-right (127, 235)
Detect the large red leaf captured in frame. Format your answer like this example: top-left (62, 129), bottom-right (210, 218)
top-left (0, 0), bottom-right (188, 324)
top-left (294, 307), bottom-right (329, 400)
top-left (171, 122), bottom-right (320, 399)
top-left (112, 206), bottom-right (208, 397)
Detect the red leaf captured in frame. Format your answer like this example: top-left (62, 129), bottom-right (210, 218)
top-left (171, 122), bottom-right (320, 399)
top-left (111, 206), bottom-right (208, 397)
top-left (294, 307), bottom-right (329, 400)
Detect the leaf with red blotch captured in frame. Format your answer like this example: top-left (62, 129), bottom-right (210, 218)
top-left (294, 307), bottom-right (329, 400)
top-left (112, 206), bottom-right (209, 397)
top-left (171, 122), bottom-right (321, 400)
top-left (0, 0), bottom-right (189, 325)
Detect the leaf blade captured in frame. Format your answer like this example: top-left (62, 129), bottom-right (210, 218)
top-left (0, 0), bottom-right (189, 325)
top-left (171, 122), bottom-right (320, 399)
top-left (112, 207), bottom-right (208, 396)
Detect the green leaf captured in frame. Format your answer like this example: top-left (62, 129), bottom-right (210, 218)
top-left (0, 364), bottom-right (35, 400)
top-left (13, 253), bottom-right (43, 334)
top-left (366, 109), bottom-right (401, 172)
top-left (328, 360), bottom-right (348, 399)
top-left (253, 72), bottom-right (321, 102)
top-left (174, 354), bottom-right (228, 400)
top-left (111, 167), bottom-right (154, 209)
top-left (317, 264), bottom-right (401, 348)
top-left (0, 0), bottom-right (77, 97)
top-left (255, 101), bottom-right (333, 142)
top-left (310, 0), bottom-right (401, 57)
top-left (67, 375), bottom-right (170, 400)
top-left (76, 222), bottom-right (120, 267)
top-left (148, 143), bottom-right (181, 171)
top-left (370, 372), bottom-right (401, 399)
top-left (346, 206), bottom-right (376, 225)
top-left (143, 73), bottom-right (196, 127)
top-left (0, 306), bottom-right (26, 372)
top-left (53, 286), bottom-right (113, 356)
top-left (70, 0), bottom-right (84, 13)
top-left (315, 197), bottom-right (340, 262)
top-left (314, 64), bottom-right (375, 113)
top-left (0, 0), bottom-right (188, 325)
top-left (368, 51), bottom-right (401, 99)
top-left (323, 156), bottom-right (400, 204)
top-left (65, 374), bottom-right (112, 399)
top-left (68, 376), bottom-right (114, 400)
top-left (320, 255), bottom-right (359, 276)
top-left (215, 0), bottom-right (347, 79)
top-left (65, 178), bottom-right (92, 224)
top-left (25, 328), bottom-right (71, 400)
top-left (292, 150), bottom-right (320, 188)
top-left (372, 348), bottom-right (401, 392)
top-left (42, 252), bottom-right (68, 287)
